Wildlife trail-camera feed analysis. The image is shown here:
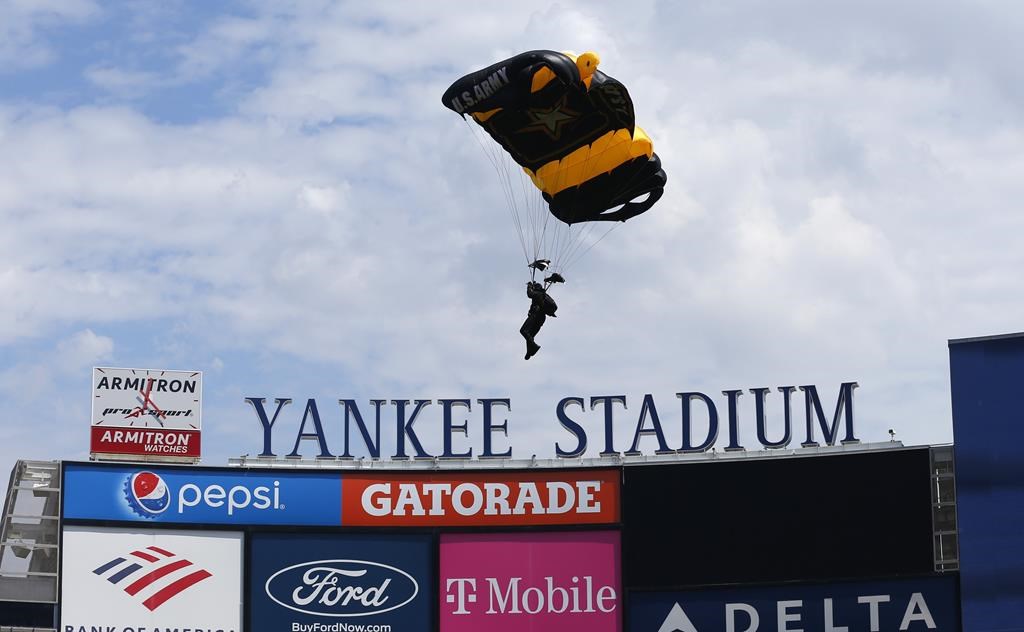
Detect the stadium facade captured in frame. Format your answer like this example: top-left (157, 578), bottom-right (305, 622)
top-left (2, 332), bottom-right (1022, 632)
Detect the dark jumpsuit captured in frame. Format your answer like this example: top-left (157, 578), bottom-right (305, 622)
top-left (520, 283), bottom-right (548, 354)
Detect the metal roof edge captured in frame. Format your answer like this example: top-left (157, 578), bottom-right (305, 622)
top-left (948, 331), bottom-right (1024, 346)
top-left (217, 441), bottom-right (921, 471)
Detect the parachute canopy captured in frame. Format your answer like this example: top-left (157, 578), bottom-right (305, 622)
top-left (442, 50), bottom-right (666, 225)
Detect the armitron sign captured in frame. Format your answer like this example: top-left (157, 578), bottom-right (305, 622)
top-left (91, 367), bottom-right (202, 462)
top-left (341, 469), bottom-right (620, 527)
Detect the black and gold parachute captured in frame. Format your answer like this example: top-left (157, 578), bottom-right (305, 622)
top-left (442, 50), bottom-right (666, 225)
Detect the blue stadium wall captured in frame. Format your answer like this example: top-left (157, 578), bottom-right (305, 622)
top-left (950, 332), bottom-right (1024, 630)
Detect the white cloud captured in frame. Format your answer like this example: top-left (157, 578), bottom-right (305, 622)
top-left (0, 329), bottom-right (112, 483)
top-left (84, 65), bottom-right (163, 97)
top-left (0, 329), bottom-right (112, 400)
top-left (3, 1), bottom-right (1024, 481)
top-left (0, 0), bottom-right (99, 71)
top-left (55, 328), bottom-right (114, 367)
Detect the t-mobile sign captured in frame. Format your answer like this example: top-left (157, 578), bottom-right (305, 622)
top-left (440, 531), bottom-right (621, 632)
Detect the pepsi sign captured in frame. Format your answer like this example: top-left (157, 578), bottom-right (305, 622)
top-left (63, 463), bottom-right (341, 525)
top-left (249, 533), bottom-right (432, 632)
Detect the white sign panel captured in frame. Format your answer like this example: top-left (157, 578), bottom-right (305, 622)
top-left (91, 367), bottom-right (202, 461)
top-left (61, 526), bottom-right (241, 632)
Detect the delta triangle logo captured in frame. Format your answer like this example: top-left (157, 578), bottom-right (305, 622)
top-left (658, 602), bottom-right (699, 632)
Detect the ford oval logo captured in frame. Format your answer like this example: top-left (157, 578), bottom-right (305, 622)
top-left (265, 559), bottom-right (418, 617)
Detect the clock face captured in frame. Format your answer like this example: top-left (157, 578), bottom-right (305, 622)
top-left (91, 367), bottom-right (202, 431)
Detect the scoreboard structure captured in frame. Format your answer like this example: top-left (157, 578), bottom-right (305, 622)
top-left (7, 442), bottom-right (952, 632)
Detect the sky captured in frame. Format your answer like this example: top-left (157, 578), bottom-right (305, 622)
top-left (1, 0), bottom-right (1023, 490)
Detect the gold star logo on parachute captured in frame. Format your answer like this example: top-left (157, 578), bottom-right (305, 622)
top-left (518, 95), bottom-right (578, 140)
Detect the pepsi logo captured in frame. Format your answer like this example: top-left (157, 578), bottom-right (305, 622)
top-left (124, 471), bottom-right (170, 517)
top-left (266, 559), bottom-right (418, 617)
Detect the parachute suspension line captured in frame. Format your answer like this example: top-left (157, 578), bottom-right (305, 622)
top-left (516, 162), bottom-right (537, 262)
top-left (558, 221), bottom-right (600, 271)
top-left (473, 116), bottom-right (569, 280)
top-left (493, 139), bottom-right (532, 263)
top-left (489, 128), bottom-right (566, 277)
top-left (559, 135), bottom-right (659, 272)
top-left (554, 218), bottom-right (582, 272)
top-left (553, 122), bottom-right (660, 274)
top-left (535, 182), bottom-right (554, 264)
top-left (493, 128), bottom-right (555, 271)
top-left (466, 121), bottom-right (525, 260)
top-left (464, 120), bottom-right (530, 266)
top-left (523, 159), bottom-right (552, 267)
top-left (562, 222), bottom-right (621, 273)
top-left (525, 165), bottom-right (546, 264)
top-left (544, 143), bottom-right (580, 273)
top-left (550, 130), bottom-right (606, 273)
top-left (534, 175), bottom-right (551, 264)
top-left (557, 224), bottom-right (596, 274)
top-left (560, 156), bottom-right (655, 271)
top-left (502, 159), bottom-right (530, 256)
top-left (462, 110), bottom-right (652, 280)
top-left (534, 145), bottom-right (567, 270)
top-left (503, 141), bottom-right (541, 266)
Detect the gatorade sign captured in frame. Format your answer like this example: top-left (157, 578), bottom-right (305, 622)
top-left (341, 469), bottom-right (620, 527)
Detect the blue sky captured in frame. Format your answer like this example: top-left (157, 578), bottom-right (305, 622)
top-left (2, 1), bottom-right (1023, 484)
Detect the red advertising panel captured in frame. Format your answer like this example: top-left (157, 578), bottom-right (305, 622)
top-left (90, 426), bottom-right (201, 458)
top-left (440, 531), bottom-right (622, 632)
top-left (341, 469), bottom-right (620, 527)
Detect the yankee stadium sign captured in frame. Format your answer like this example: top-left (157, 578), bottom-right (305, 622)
top-left (245, 382), bottom-right (859, 460)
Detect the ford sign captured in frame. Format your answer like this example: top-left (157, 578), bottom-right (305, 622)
top-left (265, 559), bottom-right (419, 617)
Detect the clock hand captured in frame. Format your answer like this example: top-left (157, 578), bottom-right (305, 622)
top-left (140, 379), bottom-right (168, 426)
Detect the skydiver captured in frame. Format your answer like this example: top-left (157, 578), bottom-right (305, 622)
top-left (521, 281), bottom-right (558, 360)
top-left (521, 281), bottom-right (549, 360)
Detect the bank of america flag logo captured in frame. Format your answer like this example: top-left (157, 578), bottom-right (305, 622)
top-left (92, 545), bottom-right (212, 611)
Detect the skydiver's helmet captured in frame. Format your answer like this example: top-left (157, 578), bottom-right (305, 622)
top-left (528, 281), bottom-right (544, 292)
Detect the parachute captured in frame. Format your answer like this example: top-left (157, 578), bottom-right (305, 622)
top-left (443, 50), bottom-right (666, 279)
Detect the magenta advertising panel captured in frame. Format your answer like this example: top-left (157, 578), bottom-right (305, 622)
top-left (440, 531), bottom-right (621, 632)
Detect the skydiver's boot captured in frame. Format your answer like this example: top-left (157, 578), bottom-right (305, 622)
top-left (526, 340), bottom-right (541, 360)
